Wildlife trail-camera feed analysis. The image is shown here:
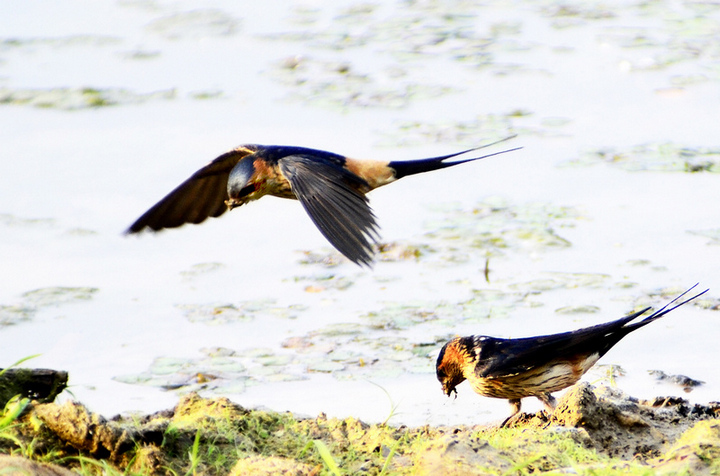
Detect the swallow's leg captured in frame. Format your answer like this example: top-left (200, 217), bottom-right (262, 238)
top-left (537, 393), bottom-right (557, 413)
top-left (499, 399), bottom-right (522, 428)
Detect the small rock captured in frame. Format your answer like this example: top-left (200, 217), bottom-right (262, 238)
top-left (648, 370), bottom-right (704, 392)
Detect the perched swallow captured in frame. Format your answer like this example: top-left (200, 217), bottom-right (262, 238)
top-left (125, 138), bottom-right (520, 266)
top-left (436, 285), bottom-right (708, 426)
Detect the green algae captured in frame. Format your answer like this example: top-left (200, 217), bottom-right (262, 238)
top-left (0, 87), bottom-right (176, 110)
top-left (562, 143), bottom-right (720, 172)
top-left (290, 273), bottom-right (357, 292)
top-left (555, 304), bottom-right (601, 314)
top-left (0, 35), bottom-right (121, 49)
top-left (145, 9), bottom-right (240, 39)
top-left (114, 185), bottom-right (716, 396)
top-left (629, 285), bottom-right (711, 313)
top-left (268, 55), bottom-right (456, 110)
top-left (177, 299), bottom-right (307, 325)
top-left (297, 197), bottom-right (581, 270)
top-left (422, 198), bottom-right (579, 262)
top-left (261, 0), bottom-right (720, 115)
top-left (179, 262), bottom-right (226, 279)
top-left (0, 305), bottom-right (35, 327)
top-left (21, 287), bottom-right (98, 308)
top-left (117, 194), bottom-right (667, 396)
top-left (125, 282), bottom-right (713, 396)
top-left (378, 114), bottom-right (517, 147)
top-left (0, 287), bottom-right (99, 327)
top-left (689, 228), bottom-right (720, 245)
top-left (260, 2), bottom-right (540, 111)
top-left (0, 214), bottom-right (55, 228)
top-left (114, 359), bottom-right (249, 395)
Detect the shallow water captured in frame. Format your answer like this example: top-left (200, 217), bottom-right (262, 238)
top-left (1, 0), bottom-right (719, 426)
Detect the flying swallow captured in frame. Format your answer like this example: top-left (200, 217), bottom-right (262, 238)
top-left (436, 284), bottom-right (708, 426)
top-left (126, 137), bottom-right (520, 266)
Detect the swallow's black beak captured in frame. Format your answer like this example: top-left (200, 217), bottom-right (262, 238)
top-left (442, 383), bottom-right (458, 399)
top-left (225, 184), bottom-right (255, 209)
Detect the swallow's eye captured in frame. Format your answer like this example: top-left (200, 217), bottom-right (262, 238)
top-left (235, 184), bottom-right (255, 198)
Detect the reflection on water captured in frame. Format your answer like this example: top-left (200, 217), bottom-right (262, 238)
top-left (0, 0), bottom-right (719, 426)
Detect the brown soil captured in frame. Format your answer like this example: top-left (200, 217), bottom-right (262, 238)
top-left (1, 383), bottom-right (719, 475)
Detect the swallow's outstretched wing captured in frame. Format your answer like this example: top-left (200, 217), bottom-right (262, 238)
top-left (126, 148), bottom-right (255, 234)
top-left (279, 154), bottom-right (379, 267)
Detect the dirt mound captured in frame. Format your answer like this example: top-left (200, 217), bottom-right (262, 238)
top-left (0, 385), bottom-right (718, 474)
top-left (526, 382), bottom-right (720, 459)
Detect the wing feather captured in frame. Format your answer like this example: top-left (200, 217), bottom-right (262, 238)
top-left (474, 310), bottom-right (648, 379)
top-left (126, 148), bottom-right (254, 233)
top-left (279, 155), bottom-right (379, 266)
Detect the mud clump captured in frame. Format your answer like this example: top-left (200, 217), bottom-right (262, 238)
top-left (548, 383), bottom-right (719, 459)
top-left (415, 434), bottom-right (512, 475)
top-left (0, 386), bottom-right (718, 475)
top-left (426, 383), bottom-right (720, 473)
top-left (653, 420), bottom-right (720, 475)
top-left (34, 401), bottom-right (135, 457)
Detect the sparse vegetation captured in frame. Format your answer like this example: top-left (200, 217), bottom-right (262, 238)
top-left (0, 384), bottom-right (718, 475)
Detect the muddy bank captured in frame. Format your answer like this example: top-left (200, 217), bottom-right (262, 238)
top-left (1, 383), bottom-right (719, 475)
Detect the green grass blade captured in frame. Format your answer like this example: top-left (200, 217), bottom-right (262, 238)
top-left (379, 438), bottom-right (401, 476)
top-left (185, 429), bottom-right (202, 476)
top-left (0, 396), bottom-right (30, 430)
top-left (313, 440), bottom-right (342, 476)
top-left (0, 354), bottom-right (41, 377)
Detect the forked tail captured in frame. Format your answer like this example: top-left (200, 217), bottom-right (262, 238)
top-left (389, 135), bottom-right (521, 180)
top-left (630, 283), bottom-right (708, 331)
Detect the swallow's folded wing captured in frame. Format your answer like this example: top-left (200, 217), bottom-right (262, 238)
top-left (474, 310), bottom-right (649, 379)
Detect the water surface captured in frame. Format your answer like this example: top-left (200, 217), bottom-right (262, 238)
top-left (1, 0), bottom-right (719, 426)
